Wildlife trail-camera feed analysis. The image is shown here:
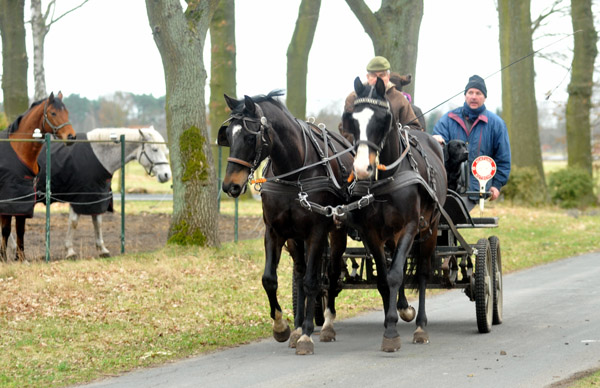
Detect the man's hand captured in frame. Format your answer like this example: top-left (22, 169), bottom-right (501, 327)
top-left (432, 135), bottom-right (445, 145)
top-left (490, 186), bottom-right (500, 201)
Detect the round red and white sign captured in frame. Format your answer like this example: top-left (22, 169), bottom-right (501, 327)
top-left (471, 156), bottom-right (497, 182)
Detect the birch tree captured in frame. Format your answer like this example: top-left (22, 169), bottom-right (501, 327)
top-left (29, 0), bottom-right (90, 101)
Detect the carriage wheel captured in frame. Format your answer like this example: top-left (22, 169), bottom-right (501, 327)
top-left (489, 236), bottom-right (503, 325)
top-left (474, 238), bottom-right (493, 333)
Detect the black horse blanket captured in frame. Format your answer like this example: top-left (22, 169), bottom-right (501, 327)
top-left (0, 131), bottom-right (38, 217)
top-left (37, 133), bottom-right (114, 215)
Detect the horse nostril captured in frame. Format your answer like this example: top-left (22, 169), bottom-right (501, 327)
top-left (68, 134), bottom-right (76, 140)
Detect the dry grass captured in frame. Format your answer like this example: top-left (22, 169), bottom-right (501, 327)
top-left (1, 201), bottom-right (599, 387)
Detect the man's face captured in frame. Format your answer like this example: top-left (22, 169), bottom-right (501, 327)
top-left (465, 88), bottom-right (486, 109)
top-left (366, 70), bottom-right (390, 86)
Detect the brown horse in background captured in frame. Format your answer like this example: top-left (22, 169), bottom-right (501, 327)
top-left (0, 92), bottom-right (76, 261)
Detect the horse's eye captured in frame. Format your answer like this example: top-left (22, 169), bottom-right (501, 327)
top-left (51, 112), bottom-right (57, 116)
top-left (152, 146), bottom-right (159, 152)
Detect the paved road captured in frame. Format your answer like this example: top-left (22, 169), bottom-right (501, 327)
top-left (79, 252), bottom-right (600, 388)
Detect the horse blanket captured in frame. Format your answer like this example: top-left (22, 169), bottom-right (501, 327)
top-left (0, 131), bottom-right (38, 217)
top-left (37, 133), bottom-right (114, 215)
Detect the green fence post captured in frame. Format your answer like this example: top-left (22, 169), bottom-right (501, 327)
top-left (45, 134), bottom-right (52, 263)
top-left (120, 134), bottom-right (125, 254)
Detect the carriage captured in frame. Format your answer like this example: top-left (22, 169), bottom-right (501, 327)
top-left (310, 183), bottom-right (503, 335)
top-left (219, 84), bottom-right (504, 354)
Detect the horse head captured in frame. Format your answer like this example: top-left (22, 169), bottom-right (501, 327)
top-left (341, 77), bottom-right (393, 180)
top-left (218, 93), bottom-right (275, 198)
top-left (43, 92), bottom-right (76, 144)
top-left (136, 127), bottom-right (171, 183)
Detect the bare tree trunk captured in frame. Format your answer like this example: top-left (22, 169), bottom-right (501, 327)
top-left (286, 0), bottom-right (321, 119)
top-left (498, 0), bottom-right (546, 190)
top-left (209, 0), bottom-right (236, 186)
top-left (146, 0), bottom-right (220, 247)
top-left (345, 0), bottom-right (423, 98)
top-left (566, 0), bottom-right (597, 175)
top-left (30, 0), bottom-right (48, 101)
top-left (0, 0), bottom-right (28, 123)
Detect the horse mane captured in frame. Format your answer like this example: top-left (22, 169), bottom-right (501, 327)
top-left (86, 126), bottom-right (165, 143)
top-left (230, 89), bottom-right (288, 114)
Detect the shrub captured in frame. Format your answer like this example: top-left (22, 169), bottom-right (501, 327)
top-left (502, 166), bottom-right (548, 206)
top-left (548, 168), bottom-right (597, 209)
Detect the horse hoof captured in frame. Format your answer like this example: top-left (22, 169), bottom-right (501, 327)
top-left (288, 328), bottom-right (302, 348)
top-left (66, 253), bottom-right (77, 260)
top-left (273, 325), bottom-right (291, 343)
top-left (399, 306), bottom-right (416, 322)
top-left (413, 327), bottom-right (429, 344)
top-left (381, 335), bottom-right (401, 352)
top-left (320, 326), bottom-right (336, 342)
top-left (295, 335), bottom-right (314, 355)
top-left (99, 253), bottom-right (111, 258)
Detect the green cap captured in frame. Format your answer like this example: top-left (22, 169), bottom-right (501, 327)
top-left (366, 56), bottom-right (391, 72)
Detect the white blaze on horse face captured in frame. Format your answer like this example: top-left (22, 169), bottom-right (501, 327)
top-left (353, 108), bottom-right (375, 179)
top-left (231, 124), bottom-right (242, 143)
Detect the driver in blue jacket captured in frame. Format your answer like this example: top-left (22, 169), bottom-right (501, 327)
top-left (432, 75), bottom-right (511, 201)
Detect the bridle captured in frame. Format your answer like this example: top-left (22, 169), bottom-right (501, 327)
top-left (221, 104), bottom-right (271, 173)
top-left (352, 96), bottom-right (392, 154)
top-left (352, 94), bottom-right (412, 176)
top-left (137, 130), bottom-right (170, 176)
top-left (42, 99), bottom-right (72, 135)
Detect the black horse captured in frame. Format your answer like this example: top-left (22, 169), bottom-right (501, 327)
top-left (218, 91), bottom-right (354, 355)
top-left (341, 77), bottom-right (447, 352)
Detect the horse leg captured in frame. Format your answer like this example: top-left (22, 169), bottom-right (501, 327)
top-left (397, 258), bottom-right (416, 322)
top-left (413, 229), bottom-right (438, 344)
top-left (289, 239), bottom-right (305, 348)
top-left (295, 231), bottom-right (329, 355)
top-left (382, 223), bottom-right (418, 352)
top-left (14, 216), bottom-right (26, 262)
top-left (92, 214), bottom-right (111, 258)
top-left (320, 227), bottom-right (347, 343)
top-left (0, 215), bottom-right (10, 262)
top-left (65, 206), bottom-right (80, 259)
top-left (262, 229), bottom-right (291, 343)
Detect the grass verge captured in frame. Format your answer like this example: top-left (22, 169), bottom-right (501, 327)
top-left (1, 202), bottom-right (599, 387)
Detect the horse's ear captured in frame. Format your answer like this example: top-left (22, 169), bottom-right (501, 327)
top-left (224, 94), bottom-right (238, 110)
top-left (244, 95), bottom-right (256, 115)
top-left (375, 78), bottom-right (386, 98)
top-left (48, 92), bottom-right (55, 102)
top-left (340, 112), bottom-right (355, 140)
top-left (57, 91), bottom-right (63, 100)
top-left (138, 128), bottom-right (148, 141)
top-left (353, 77), bottom-right (364, 95)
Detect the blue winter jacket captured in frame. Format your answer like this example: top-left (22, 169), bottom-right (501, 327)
top-left (433, 105), bottom-right (511, 194)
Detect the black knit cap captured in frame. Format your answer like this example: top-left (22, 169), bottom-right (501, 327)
top-left (464, 75), bottom-right (487, 97)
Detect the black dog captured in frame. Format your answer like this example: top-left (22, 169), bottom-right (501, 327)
top-left (443, 140), bottom-right (469, 192)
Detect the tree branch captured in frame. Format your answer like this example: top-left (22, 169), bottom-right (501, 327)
top-left (47, 0), bottom-right (92, 29)
top-left (344, 0), bottom-right (381, 41)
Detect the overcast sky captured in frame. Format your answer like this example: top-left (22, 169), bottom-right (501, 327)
top-left (0, 0), bottom-right (588, 120)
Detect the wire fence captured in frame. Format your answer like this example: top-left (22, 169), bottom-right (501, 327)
top-left (0, 134), bottom-right (247, 262)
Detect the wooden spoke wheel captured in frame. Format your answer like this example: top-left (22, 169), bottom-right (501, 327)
top-left (489, 236), bottom-right (503, 325)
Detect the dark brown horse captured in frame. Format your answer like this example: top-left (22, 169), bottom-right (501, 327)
top-left (0, 92), bottom-right (76, 261)
top-left (218, 91), bottom-right (354, 355)
top-left (341, 77), bottom-right (447, 352)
